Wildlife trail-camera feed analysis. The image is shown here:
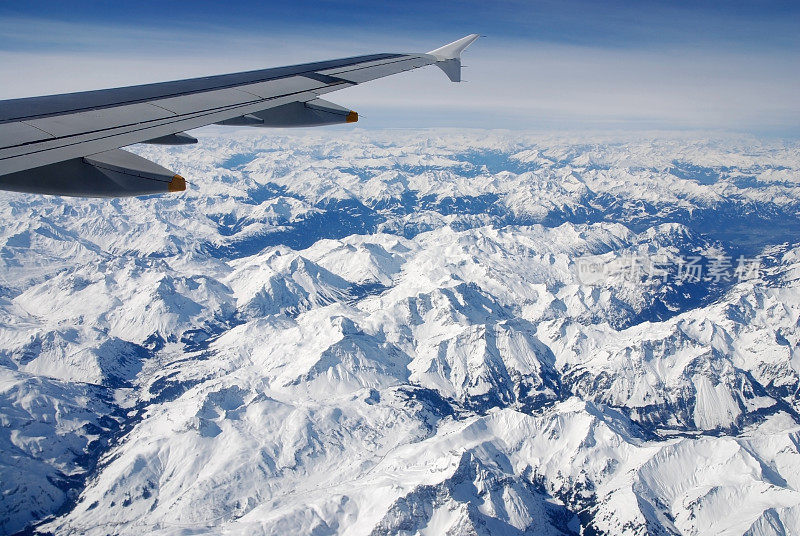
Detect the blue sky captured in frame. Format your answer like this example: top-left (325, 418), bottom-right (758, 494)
top-left (0, 1), bottom-right (798, 133)
top-left (2, 1), bottom-right (797, 50)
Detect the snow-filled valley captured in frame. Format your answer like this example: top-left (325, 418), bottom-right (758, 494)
top-left (1, 130), bottom-right (800, 535)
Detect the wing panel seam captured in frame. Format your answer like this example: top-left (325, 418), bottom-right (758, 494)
top-left (0, 89), bottom-right (321, 165)
top-left (20, 120), bottom-right (56, 138)
top-left (146, 103), bottom-right (179, 116)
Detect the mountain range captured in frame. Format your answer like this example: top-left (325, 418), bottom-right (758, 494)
top-left (1, 129), bottom-right (799, 535)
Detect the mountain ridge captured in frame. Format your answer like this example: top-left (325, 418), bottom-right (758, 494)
top-left (1, 130), bottom-right (799, 535)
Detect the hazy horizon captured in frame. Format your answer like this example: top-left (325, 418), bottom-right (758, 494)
top-left (1, 1), bottom-right (798, 135)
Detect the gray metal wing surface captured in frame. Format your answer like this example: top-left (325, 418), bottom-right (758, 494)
top-left (0, 34), bottom-right (479, 197)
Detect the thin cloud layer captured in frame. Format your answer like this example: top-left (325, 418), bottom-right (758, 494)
top-left (0, 16), bottom-right (797, 133)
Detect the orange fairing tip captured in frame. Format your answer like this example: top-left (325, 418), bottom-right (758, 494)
top-left (346, 111), bottom-right (358, 123)
top-left (169, 174), bottom-right (186, 192)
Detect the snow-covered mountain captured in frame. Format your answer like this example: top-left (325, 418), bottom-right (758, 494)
top-left (1, 130), bottom-right (799, 535)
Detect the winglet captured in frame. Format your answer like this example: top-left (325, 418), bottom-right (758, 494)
top-left (427, 34), bottom-right (480, 82)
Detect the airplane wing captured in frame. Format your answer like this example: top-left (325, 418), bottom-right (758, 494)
top-left (0, 34), bottom-right (479, 197)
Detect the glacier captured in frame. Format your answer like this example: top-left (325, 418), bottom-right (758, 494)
top-left (1, 129), bottom-right (799, 535)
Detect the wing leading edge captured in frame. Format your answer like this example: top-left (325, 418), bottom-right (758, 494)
top-left (0, 34), bottom-right (479, 197)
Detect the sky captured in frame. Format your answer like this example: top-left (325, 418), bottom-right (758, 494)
top-left (0, 1), bottom-right (798, 134)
